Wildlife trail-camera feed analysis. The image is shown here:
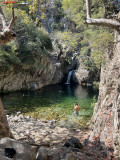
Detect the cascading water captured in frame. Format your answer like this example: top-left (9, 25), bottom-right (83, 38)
top-left (65, 70), bottom-right (73, 84)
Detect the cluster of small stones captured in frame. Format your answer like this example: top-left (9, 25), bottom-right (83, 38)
top-left (7, 112), bottom-right (79, 145)
top-left (7, 113), bottom-right (110, 160)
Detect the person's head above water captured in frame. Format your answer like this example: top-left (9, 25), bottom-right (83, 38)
top-left (74, 102), bottom-right (78, 106)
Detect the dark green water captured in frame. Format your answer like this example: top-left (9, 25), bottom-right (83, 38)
top-left (0, 84), bottom-right (98, 118)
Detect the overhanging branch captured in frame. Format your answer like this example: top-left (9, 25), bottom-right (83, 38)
top-left (85, 18), bottom-right (120, 31)
top-left (85, 0), bottom-right (120, 32)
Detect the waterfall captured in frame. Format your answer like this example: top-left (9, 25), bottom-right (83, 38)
top-left (65, 71), bottom-right (73, 84)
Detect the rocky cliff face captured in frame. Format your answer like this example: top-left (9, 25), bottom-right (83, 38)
top-left (72, 64), bottom-right (99, 85)
top-left (0, 47), bottom-right (76, 92)
top-left (89, 32), bottom-right (120, 159)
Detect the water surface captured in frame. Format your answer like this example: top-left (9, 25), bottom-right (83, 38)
top-left (0, 84), bottom-right (98, 128)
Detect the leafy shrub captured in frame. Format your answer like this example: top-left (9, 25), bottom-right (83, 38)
top-left (0, 12), bottom-right (52, 71)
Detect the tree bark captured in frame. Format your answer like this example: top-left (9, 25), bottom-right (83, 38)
top-left (0, 6), bottom-right (17, 45)
top-left (0, 99), bottom-right (11, 138)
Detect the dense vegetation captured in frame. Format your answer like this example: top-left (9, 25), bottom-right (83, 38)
top-left (0, 7), bottom-right (52, 72)
top-left (0, 0), bottom-right (116, 74)
top-left (62, 0), bottom-right (114, 72)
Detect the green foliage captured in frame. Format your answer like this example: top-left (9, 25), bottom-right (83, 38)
top-left (93, 81), bottom-right (99, 90)
top-left (15, 14), bottom-right (52, 69)
top-left (0, 9), bottom-right (52, 71)
top-left (57, 31), bottom-right (81, 50)
top-left (80, 27), bottom-right (113, 70)
top-left (62, 0), bottom-right (114, 72)
top-left (90, 96), bottom-right (97, 108)
top-left (51, 22), bottom-right (59, 30)
top-left (28, 0), bottom-right (47, 26)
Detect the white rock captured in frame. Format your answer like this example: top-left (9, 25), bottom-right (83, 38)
top-left (11, 116), bottom-right (18, 122)
top-left (16, 111), bottom-right (21, 115)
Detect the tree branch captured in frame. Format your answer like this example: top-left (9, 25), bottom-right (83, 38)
top-left (0, 6), bottom-right (7, 30)
top-left (0, 6), bottom-right (17, 45)
top-left (86, 0), bottom-right (91, 19)
top-left (85, 18), bottom-right (120, 31)
top-left (9, 16), bottom-right (17, 30)
top-left (85, 0), bottom-right (120, 32)
top-left (9, 7), bottom-right (17, 30)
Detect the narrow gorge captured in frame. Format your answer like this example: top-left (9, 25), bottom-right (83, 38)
top-left (0, 0), bottom-right (120, 159)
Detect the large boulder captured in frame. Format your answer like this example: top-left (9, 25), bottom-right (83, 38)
top-left (72, 64), bottom-right (99, 85)
top-left (0, 138), bottom-right (36, 160)
top-left (72, 66), bottom-right (90, 85)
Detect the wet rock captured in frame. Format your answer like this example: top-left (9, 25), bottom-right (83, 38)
top-left (63, 137), bottom-right (83, 149)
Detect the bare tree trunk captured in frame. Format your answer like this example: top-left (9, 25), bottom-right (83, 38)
top-left (0, 6), bottom-right (17, 45)
top-left (0, 99), bottom-right (11, 138)
top-left (0, 6), bottom-right (17, 138)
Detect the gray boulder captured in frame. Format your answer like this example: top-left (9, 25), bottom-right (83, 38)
top-left (0, 138), bottom-right (36, 160)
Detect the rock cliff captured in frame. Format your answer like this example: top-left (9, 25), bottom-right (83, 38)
top-left (89, 32), bottom-right (120, 159)
top-left (0, 45), bottom-right (76, 92)
top-left (72, 63), bottom-right (100, 86)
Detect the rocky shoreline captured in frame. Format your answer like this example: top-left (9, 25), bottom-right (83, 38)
top-left (0, 113), bottom-right (113, 160)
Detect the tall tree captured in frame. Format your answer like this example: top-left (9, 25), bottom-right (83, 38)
top-left (0, 5), bottom-right (17, 138)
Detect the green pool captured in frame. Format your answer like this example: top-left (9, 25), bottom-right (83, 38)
top-left (0, 84), bottom-right (98, 128)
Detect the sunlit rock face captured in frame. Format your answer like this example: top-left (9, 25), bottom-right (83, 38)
top-left (0, 40), bottom-right (76, 93)
top-left (72, 64), bottom-right (99, 85)
top-left (89, 32), bottom-right (120, 159)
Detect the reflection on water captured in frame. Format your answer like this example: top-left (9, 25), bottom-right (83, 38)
top-left (0, 84), bottom-right (98, 114)
top-left (75, 85), bottom-right (88, 99)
